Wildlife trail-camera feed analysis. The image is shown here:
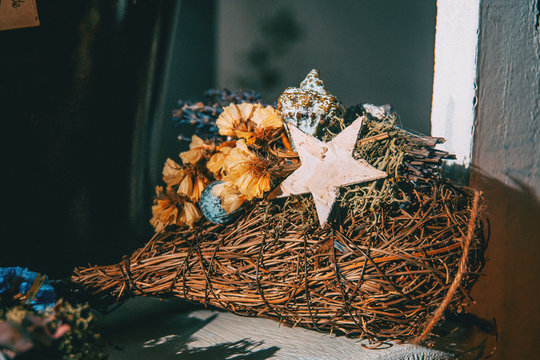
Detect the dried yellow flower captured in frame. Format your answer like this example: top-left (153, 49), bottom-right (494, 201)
top-left (211, 182), bottom-right (245, 214)
top-left (207, 140), bottom-right (236, 179)
top-left (216, 103), bottom-right (254, 137)
top-left (150, 186), bottom-right (183, 232)
top-left (223, 140), bottom-right (271, 200)
top-left (161, 159), bottom-right (209, 202)
top-left (179, 135), bottom-right (215, 165)
top-left (162, 158), bottom-right (184, 185)
top-left (248, 105), bottom-right (284, 142)
top-left (179, 201), bottom-right (202, 228)
top-left (177, 168), bottom-right (210, 202)
top-left (216, 103), bottom-right (283, 145)
top-left (191, 173), bottom-right (210, 202)
top-left (150, 185), bottom-right (202, 232)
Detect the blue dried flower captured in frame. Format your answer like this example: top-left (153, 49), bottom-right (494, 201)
top-left (0, 267), bottom-right (56, 311)
top-left (198, 181), bottom-right (243, 225)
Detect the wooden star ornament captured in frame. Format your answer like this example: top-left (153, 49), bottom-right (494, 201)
top-left (268, 116), bottom-right (387, 227)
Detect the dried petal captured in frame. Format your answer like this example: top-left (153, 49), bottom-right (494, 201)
top-left (223, 140), bottom-right (271, 200)
top-left (191, 174), bottom-right (210, 202)
top-left (177, 174), bottom-right (193, 199)
top-left (150, 186), bottom-right (182, 232)
top-left (216, 104), bottom-right (242, 136)
top-left (251, 105), bottom-right (283, 131)
top-left (212, 182), bottom-right (245, 214)
top-left (179, 135), bottom-right (215, 165)
top-left (238, 102), bottom-right (259, 120)
top-left (162, 158), bottom-right (184, 185)
top-left (207, 141), bottom-right (236, 179)
top-left (234, 130), bottom-right (256, 145)
top-left (179, 201), bottom-right (202, 228)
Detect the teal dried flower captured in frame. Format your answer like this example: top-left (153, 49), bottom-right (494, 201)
top-left (0, 267), bottom-right (56, 311)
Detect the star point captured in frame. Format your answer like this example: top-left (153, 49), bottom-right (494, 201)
top-left (269, 116), bottom-right (387, 227)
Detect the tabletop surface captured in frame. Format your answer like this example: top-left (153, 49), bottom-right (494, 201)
top-left (99, 297), bottom-right (455, 360)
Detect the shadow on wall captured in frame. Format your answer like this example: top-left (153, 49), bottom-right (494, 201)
top-left (235, 8), bottom-right (304, 97)
top-left (217, 0), bottom-right (437, 134)
top-left (468, 169), bottom-right (540, 359)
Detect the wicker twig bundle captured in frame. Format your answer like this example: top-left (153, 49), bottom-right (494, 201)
top-left (73, 65), bottom-right (487, 340)
top-left (73, 90), bottom-right (485, 341)
top-left (73, 181), bottom-right (484, 342)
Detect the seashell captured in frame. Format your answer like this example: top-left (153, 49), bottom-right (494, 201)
top-left (362, 103), bottom-right (393, 120)
top-left (198, 181), bottom-right (243, 224)
top-left (277, 69), bottom-right (345, 140)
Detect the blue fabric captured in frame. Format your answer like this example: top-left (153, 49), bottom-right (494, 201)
top-left (0, 267), bottom-right (56, 311)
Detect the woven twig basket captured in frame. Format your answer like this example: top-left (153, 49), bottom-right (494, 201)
top-left (73, 181), bottom-right (484, 342)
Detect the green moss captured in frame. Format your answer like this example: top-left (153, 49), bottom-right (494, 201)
top-left (263, 109), bottom-right (448, 237)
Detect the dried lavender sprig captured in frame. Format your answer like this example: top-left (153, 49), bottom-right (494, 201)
top-left (172, 89), bottom-right (265, 140)
top-left (172, 100), bottom-right (222, 139)
top-left (204, 88), bottom-right (263, 106)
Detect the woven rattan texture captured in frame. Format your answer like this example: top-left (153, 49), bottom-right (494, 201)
top-left (74, 183), bottom-right (484, 342)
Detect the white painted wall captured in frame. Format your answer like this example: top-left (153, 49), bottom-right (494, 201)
top-left (432, 0), bottom-right (539, 183)
top-left (473, 0), bottom-right (540, 194)
top-left (430, 0), bottom-right (480, 165)
top-left (468, 1), bottom-right (540, 359)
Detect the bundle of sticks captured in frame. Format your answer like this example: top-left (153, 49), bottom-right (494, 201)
top-left (73, 103), bottom-right (485, 342)
top-left (73, 183), bottom-right (484, 342)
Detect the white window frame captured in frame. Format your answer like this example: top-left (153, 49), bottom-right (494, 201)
top-left (430, 0), bottom-right (481, 166)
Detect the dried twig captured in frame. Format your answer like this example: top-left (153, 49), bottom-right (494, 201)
top-left (73, 183), bottom-right (484, 341)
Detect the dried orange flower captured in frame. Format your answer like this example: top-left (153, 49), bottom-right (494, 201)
top-left (179, 135), bottom-right (215, 165)
top-left (193, 174), bottom-right (210, 202)
top-left (241, 105), bottom-right (283, 144)
top-left (150, 186), bottom-right (179, 232)
top-left (211, 182), bottom-right (245, 214)
top-left (178, 168), bottom-right (210, 203)
top-left (162, 158), bottom-right (184, 185)
top-left (206, 140), bottom-right (236, 179)
top-left (179, 201), bottom-right (202, 227)
top-left (150, 186), bottom-right (202, 232)
top-left (162, 159), bottom-right (210, 202)
top-left (216, 103), bottom-right (283, 144)
top-left (223, 140), bottom-right (271, 200)
top-left (216, 103), bottom-right (255, 137)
